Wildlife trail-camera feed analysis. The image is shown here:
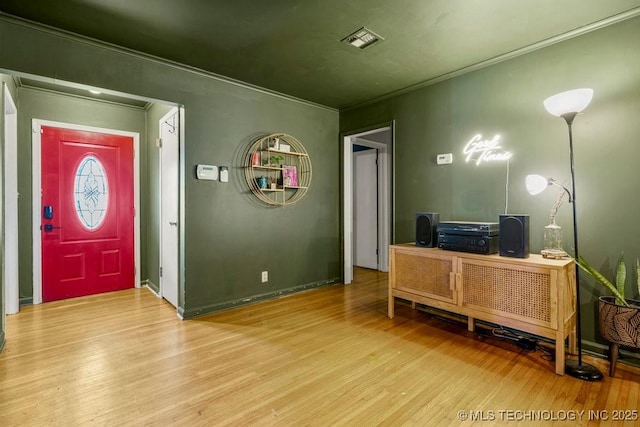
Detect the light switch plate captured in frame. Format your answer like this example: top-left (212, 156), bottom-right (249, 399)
top-left (219, 166), bottom-right (229, 182)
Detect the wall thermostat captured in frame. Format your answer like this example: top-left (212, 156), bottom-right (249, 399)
top-left (196, 164), bottom-right (218, 180)
top-left (437, 153), bottom-right (453, 165)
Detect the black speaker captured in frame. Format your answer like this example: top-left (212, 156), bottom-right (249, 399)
top-left (415, 213), bottom-right (439, 247)
top-left (499, 214), bottom-right (530, 258)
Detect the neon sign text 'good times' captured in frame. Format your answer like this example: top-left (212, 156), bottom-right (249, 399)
top-left (463, 134), bottom-right (512, 165)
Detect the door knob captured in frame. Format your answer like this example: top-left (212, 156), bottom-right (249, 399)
top-left (169, 221), bottom-right (178, 226)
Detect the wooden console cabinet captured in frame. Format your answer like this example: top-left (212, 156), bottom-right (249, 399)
top-left (388, 244), bottom-right (577, 375)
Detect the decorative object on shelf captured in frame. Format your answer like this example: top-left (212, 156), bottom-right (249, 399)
top-left (545, 185), bottom-right (567, 251)
top-left (538, 87), bottom-right (603, 381)
top-left (541, 248), bottom-right (568, 259)
top-left (575, 254), bottom-right (640, 376)
top-left (526, 175), bottom-right (570, 256)
top-left (244, 133), bottom-right (312, 206)
top-left (269, 155), bottom-right (284, 167)
top-left (543, 223), bottom-right (564, 252)
top-left (282, 165), bottom-right (298, 187)
top-left (545, 193), bottom-right (565, 253)
top-left (548, 184), bottom-right (567, 225)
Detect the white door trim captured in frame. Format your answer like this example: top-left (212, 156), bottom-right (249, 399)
top-left (343, 125), bottom-right (392, 284)
top-left (159, 107), bottom-right (179, 309)
top-left (31, 119), bottom-right (141, 304)
top-left (3, 84), bottom-right (19, 314)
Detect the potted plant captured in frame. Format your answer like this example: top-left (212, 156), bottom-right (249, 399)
top-left (269, 155), bottom-right (284, 167)
top-left (575, 253), bottom-right (640, 376)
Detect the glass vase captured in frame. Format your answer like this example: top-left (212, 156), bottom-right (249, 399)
top-left (543, 223), bottom-right (563, 251)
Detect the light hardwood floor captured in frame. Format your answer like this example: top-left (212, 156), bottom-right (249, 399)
top-left (1, 268), bottom-right (639, 426)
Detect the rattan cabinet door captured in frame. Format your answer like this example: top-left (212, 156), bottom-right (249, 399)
top-left (394, 250), bottom-right (456, 304)
top-left (459, 258), bottom-right (554, 328)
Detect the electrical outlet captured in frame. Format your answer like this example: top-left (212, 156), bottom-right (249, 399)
top-left (261, 271), bottom-right (268, 283)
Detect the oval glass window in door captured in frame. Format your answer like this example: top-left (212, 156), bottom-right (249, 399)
top-left (74, 155), bottom-right (109, 230)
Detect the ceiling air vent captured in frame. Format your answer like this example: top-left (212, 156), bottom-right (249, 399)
top-left (341, 27), bottom-right (383, 49)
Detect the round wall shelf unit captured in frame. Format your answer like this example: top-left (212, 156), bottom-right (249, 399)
top-left (244, 133), bottom-right (312, 206)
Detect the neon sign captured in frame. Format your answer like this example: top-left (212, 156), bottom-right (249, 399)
top-left (463, 134), bottom-right (512, 165)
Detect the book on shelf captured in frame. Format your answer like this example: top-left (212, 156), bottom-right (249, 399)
top-left (282, 165), bottom-right (298, 187)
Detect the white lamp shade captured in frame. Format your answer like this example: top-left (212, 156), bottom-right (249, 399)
top-left (525, 174), bottom-right (549, 195)
top-left (543, 88), bottom-right (593, 117)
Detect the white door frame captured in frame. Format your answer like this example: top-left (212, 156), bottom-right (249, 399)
top-left (31, 119), bottom-right (141, 304)
top-left (343, 125), bottom-right (392, 284)
top-left (3, 84), bottom-right (19, 314)
top-left (159, 107), bottom-right (179, 309)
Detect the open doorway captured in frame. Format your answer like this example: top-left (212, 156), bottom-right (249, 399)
top-left (342, 124), bottom-right (393, 284)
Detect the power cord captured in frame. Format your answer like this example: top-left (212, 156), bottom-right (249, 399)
top-left (504, 159), bottom-right (510, 214)
top-left (491, 326), bottom-right (552, 359)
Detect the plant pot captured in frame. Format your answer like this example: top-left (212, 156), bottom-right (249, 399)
top-left (598, 296), bottom-right (640, 376)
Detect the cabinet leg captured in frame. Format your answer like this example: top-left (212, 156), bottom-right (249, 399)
top-left (388, 296), bottom-right (394, 319)
top-left (555, 336), bottom-right (565, 375)
top-left (467, 317), bottom-right (475, 332)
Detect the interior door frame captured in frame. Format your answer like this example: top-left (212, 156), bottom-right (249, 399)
top-left (3, 84), bottom-right (18, 314)
top-left (32, 119), bottom-right (141, 304)
top-left (342, 123), bottom-right (393, 284)
top-left (158, 106), bottom-right (179, 309)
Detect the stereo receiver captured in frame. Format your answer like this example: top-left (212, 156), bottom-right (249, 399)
top-left (437, 221), bottom-right (499, 254)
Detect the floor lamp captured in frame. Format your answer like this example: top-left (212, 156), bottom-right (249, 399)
top-left (537, 88), bottom-right (603, 380)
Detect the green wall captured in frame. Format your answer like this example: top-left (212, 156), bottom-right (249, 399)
top-left (341, 16), bottom-right (640, 352)
top-left (0, 16), bottom-right (340, 319)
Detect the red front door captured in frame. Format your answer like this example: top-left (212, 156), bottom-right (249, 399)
top-left (41, 126), bottom-right (135, 302)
